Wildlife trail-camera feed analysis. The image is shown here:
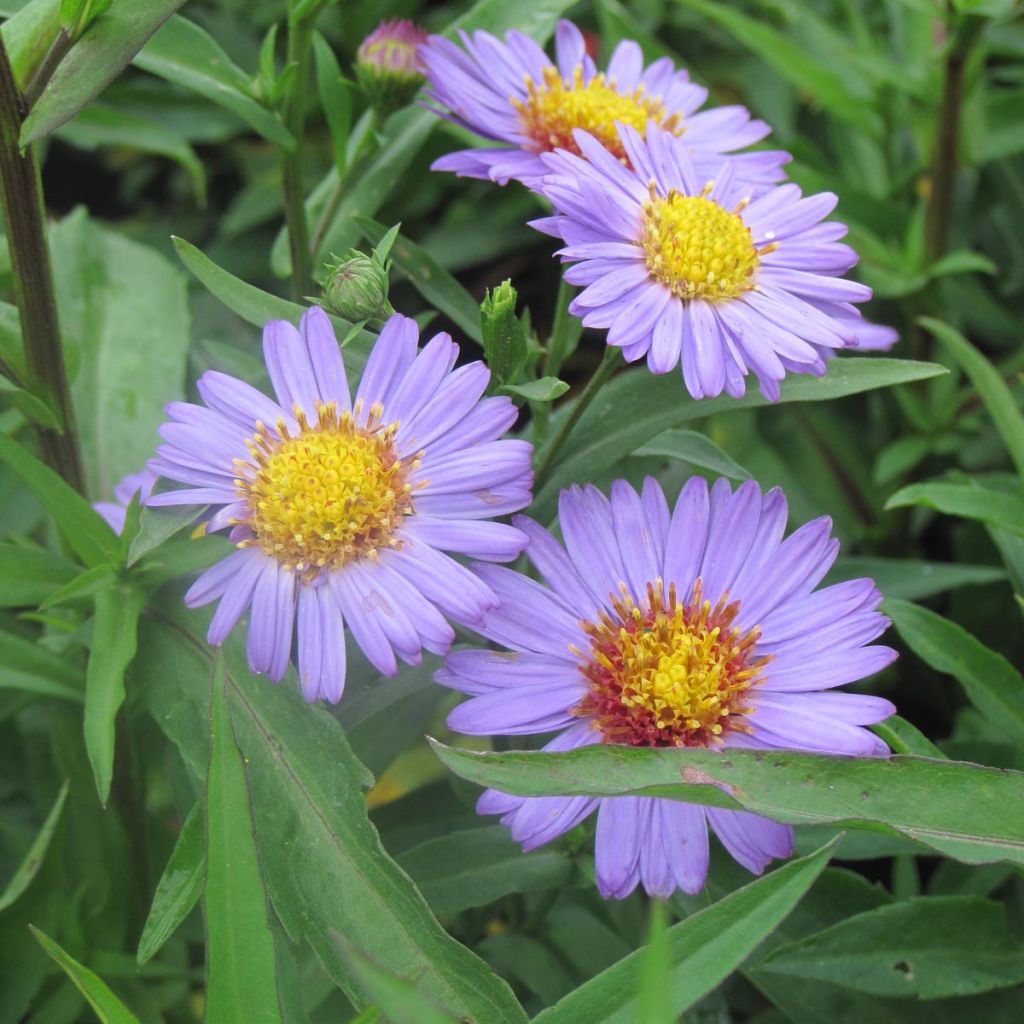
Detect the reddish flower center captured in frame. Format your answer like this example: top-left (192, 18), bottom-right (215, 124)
top-left (574, 580), bottom-right (766, 747)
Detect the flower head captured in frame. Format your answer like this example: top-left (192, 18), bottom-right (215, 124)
top-left (421, 20), bottom-right (788, 189)
top-left (532, 123), bottom-right (895, 401)
top-left (437, 476), bottom-right (896, 898)
top-left (148, 308), bottom-right (533, 703)
top-left (356, 19), bottom-right (429, 116)
top-left (94, 467), bottom-right (158, 533)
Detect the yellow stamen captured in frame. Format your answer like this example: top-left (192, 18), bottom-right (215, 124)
top-left (513, 65), bottom-right (682, 160)
top-left (641, 186), bottom-right (775, 302)
top-left (235, 402), bottom-right (414, 579)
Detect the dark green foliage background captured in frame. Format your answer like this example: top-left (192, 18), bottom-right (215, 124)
top-left (1, 0), bottom-right (1023, 1021)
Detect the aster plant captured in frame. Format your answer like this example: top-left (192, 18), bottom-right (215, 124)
top-left (0, 2), bottom-right (1021, 1023)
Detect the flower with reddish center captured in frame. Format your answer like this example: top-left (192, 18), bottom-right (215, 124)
top-left (147, 308), bottom-right (533, 702)
top-left (420, 19), bottom-right (788, 189)
top-left (437, 476), bottom-right (897, 898)
top-left (531, 123), bottom-right (898, 400)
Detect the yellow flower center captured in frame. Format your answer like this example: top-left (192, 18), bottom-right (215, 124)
top-left (513, 65), bottom-right (682, 160)
top-left (575, 581), bottom-right (766, 747)
top-left (235, 403), bottom-right (416, 579)
top-left (642, 188), bottom-right (774, 302)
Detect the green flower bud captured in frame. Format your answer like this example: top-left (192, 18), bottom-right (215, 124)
top-left (480, 280), bottom-right (528, 387)
top-left (354, 19), bottom-right (428, 117)
top-left (322, 249), bottom-right (394, 324)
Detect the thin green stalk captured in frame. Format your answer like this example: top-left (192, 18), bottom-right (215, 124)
top-left (282, 14), bottom-right (317, 300)
top-left (535, 345), bottom-right (621, 487)
top-left (923, 11), bottom-right (983, 262)
top-left (532, 277), bottom-right (579, 449)
top-left (0, 35), bottom-right (84, 492)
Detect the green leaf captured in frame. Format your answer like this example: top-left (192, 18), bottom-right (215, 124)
top-left (926, 250), bottom-right (998, 279)
top-left (0, 780), bottom-right (68, 912)
top-left (336, 941), bottom-right (462, 1024)
top-left (39, 562), bottom-right (116, 610)
top-left (885, 481), bottom-right (1024, 535)
top-left (829, 557), bottom-right (1006, 601)
top-left (429, 742), bottom-right (1024, 867)
top-left (137, 802), bottom-right (204, 965)
top-left (0, 0), bottom-right (61, 91)
top-left (134, 16), bottom-right (294, 150)
top-left (312, 31), bottom-right (350, 174)
top-left (84, 584), bottom-right (144, 805)
top-left (170, 236), bottom-right (373, 375)
top-left (759, 895), bottom-right (1024, 998)
top-left (205, 652), bottom-right (283, 1024)
top-left (396, 826), bottom-right (571, 918)
top-left (919, 317), bottom-right (1024, 480)
top-left (126, 504), bottom-right (204, 567)
top-left (534, 358), bottom-right (946, 521)
top-left (0, 542), bottom-right (77, 607)
top-left (21, 0), bottom-right (189, 145)
top-left (634, 428), bottom-right (752, 480)
top-left (0, 373), bottom-right (62, 430)
top-left (533, 841), bottom-right (836, 1023)
top-left (29, 927), bottom-right (142, 1024)
top-left (499, 377), bottom-right (569, 403)
top-left (49, 210), bottom-right (190, 499)
top-left (886, 598), bottom-right (1024, 747)
top-left (675, 0), bottom-right (882, 136)
top-left (0, 625), bottom-right (84, 703)
top-left (872, 715), bottom-right (947, 760)
top-left (354, 217), bottom-right (482, 343)
top-left (56, 103), bottom-right (206, 204)
top-left (138, 608), bottom-right (528, 1023)
top-left (0, 430), bottom-right (117, 567)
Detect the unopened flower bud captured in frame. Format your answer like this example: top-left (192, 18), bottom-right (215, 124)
top-left (480, 280), bottom-right (527, 387)
top-left (322, 249), bottom-right (394, 324)
top-left (355, 19), bottom-right (428, 117)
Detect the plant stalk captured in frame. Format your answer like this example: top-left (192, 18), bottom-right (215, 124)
top-left (0, 35), bottom-right (84, 492)
top-left (923, 13), bottom-right (982, 262)
top-left (282, 14), bottom-right (317, 300)
top-left (535, 345), bottom-right (621, 487)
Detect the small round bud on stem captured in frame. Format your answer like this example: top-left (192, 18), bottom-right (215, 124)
top-left (355, 19), bottom-right (428, 117)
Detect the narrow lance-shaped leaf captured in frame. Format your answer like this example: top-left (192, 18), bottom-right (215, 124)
top-left (919, 317), bottom-right (1024, 481)
top-left (634, 428), bottom-right (752, 480)
top-left (0, 430), bottom-right (117, 567)
top-left (205, 652), bottom-right (283, 1023)
top-left (137, 802), bottom-right (205, 966)
top-left (534, 359), bottom-right (947, 521)
top-left (885, 480), bottom-right (1024, 536)
top-left (135, 606), bottom-right (528, 1023)
top-left (29, 926), bottom-right (142, 1024)
top-left (21, 0), bottom-right (189, 144)
top-left (886, 598), bottom-right (1024, 747)
top-left (534, 840), bottom-right (837, 1024)
top-left (429, 741), bottom-right (1024, 867)
top-left (336, 940), bottom-right (462, 1024)
top-left (0, 541), bottom-right (78, 608)
top-left (0, 781), bottom-right (69, 913)
top-left (758, 895), bottom-right (1024, 999)
top-left (84, 584), bottom-right (145, 806)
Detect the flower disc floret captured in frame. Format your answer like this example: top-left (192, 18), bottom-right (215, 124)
top-left (514, 66), bottom-right (681, 160)
top-left (642, 190), bottom-right (767, 302)
top-left (239, 403), bottom-right (414, 578)
top-left (577, 581), bottom-right (764, 747)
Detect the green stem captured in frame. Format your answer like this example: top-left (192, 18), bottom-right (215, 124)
top-left (0, 35), bottom-right (84, 492)
top-left (535, 345), bottom-right (621, 487)
top-left (923, 11), bottom-right (982, 262)
top-left (282, 15), bottom-right (317, 301)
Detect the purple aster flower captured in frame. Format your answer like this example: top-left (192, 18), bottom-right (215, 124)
top-left (94, 467), bottom-right (159, 533)
top-left (420, 19), bottom-right (788, 189)
top-left (530, 123), bottom-right (896, 401)
top-left (437, 476), bottom-right (896, 899)
top-left (147, 307), bottom-right (533, 703)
